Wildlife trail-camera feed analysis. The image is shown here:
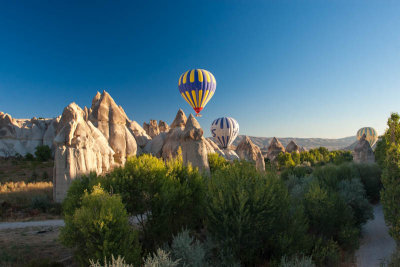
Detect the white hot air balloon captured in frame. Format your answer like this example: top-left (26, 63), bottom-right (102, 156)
top-left (210, 117), bottom-right (239, 149)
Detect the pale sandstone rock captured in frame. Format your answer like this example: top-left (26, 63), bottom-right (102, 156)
top-left (143, 120), bottom-right (160, 138)
top-left (286, 140), bottom-right (300, 154)
top-left (143, 132), bottom-right (167, 157)
top-left (353, 134), bottom-right (375, 163)
top-left (161, 109), bottom-right (187, 159)
top-left (181, 114), bottom-right (210, 173)
top-left (88, 90), bottom-right (137, 165)
top-left (222, 148), bottom-right (240, 161)
top-left (53, 103), bottom-right (115, 202)
top-left (170, 109), bottom-right (187, 128)
top-left (267, 137), bottom-right (285, 161)
top-left (236, 136), bottom-right (265, 171)
top-left (127, 120), bottom-right (151, 148)
top-left (158, 120), bottom-right (170, 133)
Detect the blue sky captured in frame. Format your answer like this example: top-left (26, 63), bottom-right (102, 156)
top-left (0, 0), bottom-right (399, 138)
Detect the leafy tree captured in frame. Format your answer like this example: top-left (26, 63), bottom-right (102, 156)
top-left (381, 113), bottom-right (400, 243)
top-left (60, 185), bottom-right (141, 265)
top-left (34, 145), bottom-right (52, 161)
top-left (374, 135), bottom-right (387, 168)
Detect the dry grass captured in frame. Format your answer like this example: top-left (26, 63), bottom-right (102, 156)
top-left (0, 181), bottom-right (52, 205)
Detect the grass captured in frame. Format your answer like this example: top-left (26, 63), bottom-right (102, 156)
top-left (0, 181), bottom-right (53, 206)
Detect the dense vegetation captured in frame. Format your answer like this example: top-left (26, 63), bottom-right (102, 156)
top-left (272, 148), bottom-right (353, 170)
top-left (61, 151), bottom-right (380, 266)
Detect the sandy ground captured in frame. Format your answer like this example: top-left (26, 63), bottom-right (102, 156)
top-left (355, 204), bottom-right (396, 267)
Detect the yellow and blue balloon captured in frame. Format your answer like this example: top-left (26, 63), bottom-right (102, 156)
top-left (178, 69), bottom-right (216, 117)
top-left (357, 127), bottom-right (378, 147)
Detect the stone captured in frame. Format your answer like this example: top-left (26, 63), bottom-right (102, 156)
top-left (143, 120), bottom-right (160, 138)
top-left (181, 114), bottom-right (210, 173)
top-left (53, 103), bottom-right (115, 202)
top-left (222, 148), bottom-right (240, 161)
top-left (170, 109), bottom-right (187, 128)
top-left (267, 137), bottom-right (285, 161)
top-left (353, 134), bottom-right (375, 163)
top-left (236, 136), bottom-right (265, 171)
top-left (127, 120), bottom-right (151, 148)
top-left (88, 90), bottom-right (137, 165)
top-left (143, 132), bottom-right (167, 157)
top-left (158, 120), bottom-right (170, 133)
top-left (286, 140), bottom-right (300, 153)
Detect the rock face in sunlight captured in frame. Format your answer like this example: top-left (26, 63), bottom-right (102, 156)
top-left (236, 136), bottom-right (265, 171)
top-left (88, 91), bottom-right (138, 165)
top-left (2, 91), bottom-right (271, 201)
top-left (53, 103), bottom-right (115, 202)
top-left (353, 134), bottom-right (375, 163)
top-left (267, 137), bottom-right (285, 161)
top-left (181, 114), bottom-right (210, 173)
top-left (0, 112), bottom-right (60, 157)
top-left (286, 140), bottom-right (300, 154)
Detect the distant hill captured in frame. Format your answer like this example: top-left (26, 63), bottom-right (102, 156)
top-left (231, 135), bottom-right (357, 151)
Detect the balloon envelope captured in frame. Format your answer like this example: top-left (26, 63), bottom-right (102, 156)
top-left (210, 117), bottom-right (239, 148)
top-left (178, 69), bottom-right (216, 115)
top-left (357, 127), bottom-right (378, 146)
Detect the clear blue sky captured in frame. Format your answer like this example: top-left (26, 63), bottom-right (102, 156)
top-left (0, 0), bottom-right (399, 138)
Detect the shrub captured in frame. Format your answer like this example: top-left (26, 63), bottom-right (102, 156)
top-left (143, 249), bottom-right (180, 267)
top-left (60, 185), bottom-right (141, 265)
top-left (205, 160), bottom-right (295, 265)
top-left (89, 255), bottom-right (134, 267)
top-left (168, 229), bottom-right (207, 267)
top-left (208, 153), bottom-right (229, 173)
top-left (279, 255), bottom-right (315, 267)
top-left (311, 238), bottom-right (340, 267)
top-left (354, 163), bottom-right (382, 202)
top-left (35, 145), bottom-right (52, 161)
top-left (30, 195), bottom-right (51, 212)
top-left (25, 153), bottom-right (34, 161)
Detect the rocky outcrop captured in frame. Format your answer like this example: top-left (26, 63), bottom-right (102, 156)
top-left (286, 140), bottom-right (300, 154)
top-left (0, 112), bottom-right (59, 157)
top-left (161, 109), bottom-right (187, 160)
top-left (353, 134), bottom-right (375, 163)
top-left (53, 103), bottom-right (115, 202)
top-left (127, 120), bottom-right (151, 148)
top-left (88, 91), bottom-right (137, 165)
top-left (236, 136), bottom-right (265, 171)
top-left (222, 148), bottom-right (240, 161)
top-left (267, 137), bottom-right (285, 161)
top-left (143, 120), bottom-right (160, 138)
top-left (158, 120), bottom-right (170, 133)
top-left (170, 109), bottom-right (187, 128)
top-left (144, 132), bottom-right (167, 157)
top-left (181, 114), bottom-right (210, 173)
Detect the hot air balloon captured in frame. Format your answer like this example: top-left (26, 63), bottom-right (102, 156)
top-left (178, 69), bottom-right (216, 117)
top-left (357, 127), bottom-right (378, 146)
top-left (210, 117), bottom-right (239, 149)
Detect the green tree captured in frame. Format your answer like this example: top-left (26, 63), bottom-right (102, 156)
top-left (381, 113), bottom-right (400, 243)
top-left (60, 185), bottom-right (141, 265)
top-left (34, 145), bottom-right (52, 161)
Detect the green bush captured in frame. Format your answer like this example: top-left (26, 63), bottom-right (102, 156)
top-left (205, 160), bottom-right (299, 265)
top-left (168, 229), bottom-right (206, 267)
top-left (30, 195), bottom-right (51, 212)
top-left (279, 255), bottom-right (315, 267)
top-left (354, 163), bottom-right (382, 202)
top-left (35, 145), bottom-right (52, 161)
top-left (25, 153), bottom-right (34, 161)
top-left (311, 238), bottom-right (340, 267)
top-left (60, 185), bottom-right (141, 265)
top-left (208, 153), bottom-right (229, 173)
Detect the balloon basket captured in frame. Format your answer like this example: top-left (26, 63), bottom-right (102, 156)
top-left (195, 114), bottom-right (202, 117)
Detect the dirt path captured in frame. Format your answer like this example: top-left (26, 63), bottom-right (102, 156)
top-left (0, 219), bottom-right (64, 230)
top-left (355, 204), bottom-right (396, 267)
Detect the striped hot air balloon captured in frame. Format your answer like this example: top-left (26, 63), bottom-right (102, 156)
top-left (210, 117), bottom-right (239, 149)
top-left (357, 127), bottom-right (378, 147)
top-left (178, 69), bottom-right (216, 117)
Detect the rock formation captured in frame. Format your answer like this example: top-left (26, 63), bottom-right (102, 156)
top-left (286, 140), bottom-right (300, 154)
top-left (161, 109), bottom-right (187, 160)
top-left (88, 91), bottom-right (137, 165)
top-left (143, 120), bottom-right (160, 138)
top-left (53, 103), bottom-right (115, 201)
top-left (236, 136), bottom-right (265, 171)
top-left (267, 137), bottom-right (285, 161)
top-left (127, 120), bottom-right (151, 149)
top-left (353, 134), bottom-right (375, 163)
top-left (0, 112), bottom-right (59, 157)
top-left (158, 120), bottom-right (170, 133)
top-left (181, 114), bottom-right (210, 173)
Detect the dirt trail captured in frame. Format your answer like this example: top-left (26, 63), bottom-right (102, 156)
top-left (356, 204), bottom-right (396, 267)
top-left (0, 219), bottom-right (64, 230)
